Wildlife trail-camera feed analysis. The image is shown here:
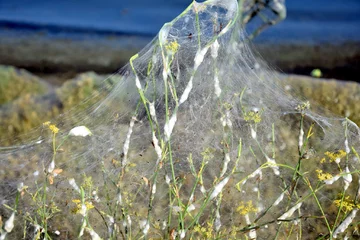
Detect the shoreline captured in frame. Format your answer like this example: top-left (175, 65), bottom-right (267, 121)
top-left (0, 30), bottom-right (359, 83)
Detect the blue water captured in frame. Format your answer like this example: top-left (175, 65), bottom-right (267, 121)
top-left (0, 0), bottom-right (359, 43)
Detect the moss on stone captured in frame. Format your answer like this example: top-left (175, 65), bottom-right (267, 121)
top-left (0, 71), bottom-right (120, 145)
top-left (0, 65), bottom-right (50, 105)
top-left (280, 75), bottom-right (360, 125)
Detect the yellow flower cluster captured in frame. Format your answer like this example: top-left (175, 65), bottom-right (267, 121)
top-left (223, 102), bottom-right (232, 110)
top-left (71, 199), bottom-right (94, 214)
top-left (165, 41), bottom-right (180, 53)
top-left (295, 101), bottom-right (310, 111)
top-left (315, 169), bottom-right (333, 181)
top-left (193, 222), bottom-right (214, 239)
top-left (201, 148), bottom-right (215, 161)
top-left (49, 125), bottom-right (59, 134)
top-left (230, 226), bottom-right (239, 238)
top-left (82, 175), bottom-right (93, 192)
top-left (43, 121), bottom-right (59, 134)
top-left (236, 200), bottom-right (258, 215)
top-left (334, 195), bottom-right (360, 213)
top-left (244, 111), bottom-right (261, 124)
top-left (320, 150), bottom-right (346, 163)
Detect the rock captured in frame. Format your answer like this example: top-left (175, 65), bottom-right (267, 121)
top-left (0, 71), bottom-right (117, 145)
top-left (0, 65), bottom-right (50, 105)
top-left (280, 74), bottom-right (360, 125)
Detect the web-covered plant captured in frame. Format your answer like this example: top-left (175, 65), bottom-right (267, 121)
top-left (242, 0), bottom-right (286, 40)
top-left (1, 0), bottom-right (359, 239)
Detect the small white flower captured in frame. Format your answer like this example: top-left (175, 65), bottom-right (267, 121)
top-left (69, 126), bottom-right (92, 137)
top-left (54, 230), bottom-right (60, 236)
top-left (4, 212), bottom-right (15, 233)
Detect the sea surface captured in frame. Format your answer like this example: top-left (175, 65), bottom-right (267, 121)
top-left (0, 0), bottom-right (359, 44)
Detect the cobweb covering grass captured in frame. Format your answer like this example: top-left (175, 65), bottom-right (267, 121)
top-left (1, 0), bottom-right (360, 239)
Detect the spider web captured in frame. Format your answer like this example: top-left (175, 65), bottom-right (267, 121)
top-left (0, 0), bottom-right (359, 239)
